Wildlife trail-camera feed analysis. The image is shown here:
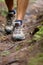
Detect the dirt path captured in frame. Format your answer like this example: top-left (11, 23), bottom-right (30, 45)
top-left (0, 0), bottom-right (43, 65)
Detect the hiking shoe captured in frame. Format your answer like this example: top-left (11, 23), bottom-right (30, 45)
top-left (5, 11), bottom-right (16, 34)
top-left (12, 21), bottom-right (25, 40)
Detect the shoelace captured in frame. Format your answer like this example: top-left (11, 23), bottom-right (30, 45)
top-left (14, 26), bottom-right (22, 34)
top-left (6, 14), bottom-right (15, 25)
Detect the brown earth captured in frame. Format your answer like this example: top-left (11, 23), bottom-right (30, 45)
top-left (0, 0), bottom-right (43, 65)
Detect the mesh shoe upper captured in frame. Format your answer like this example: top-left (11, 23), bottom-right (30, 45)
top-left (12, 22), bottom-right (25, 40)
top-left (5, 11), bottom-right (15, 33)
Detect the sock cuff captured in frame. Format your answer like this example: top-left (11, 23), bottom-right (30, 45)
top-left (15, 20), bottom-right (22, 25)
top-left (9, 10), bottom-right (16, 14)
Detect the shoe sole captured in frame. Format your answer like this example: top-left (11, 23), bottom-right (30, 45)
top-left (12, 36), bottom-right (25, 41)
top-left (5, 29), bottom-right (12, 34)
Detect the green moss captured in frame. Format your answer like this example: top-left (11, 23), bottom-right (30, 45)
top-left (16, 45), bottom-right (22, 51)
top-left (0, 51), bottom-right (11, 56)
top-left (0, 0), bottom-right (4, 2)
top-left (33, 26), bottom-right (43, 41)
top-left (28, 53), bottom-right (43, 65)
top-left (28, 45), bottom-right (34, 51)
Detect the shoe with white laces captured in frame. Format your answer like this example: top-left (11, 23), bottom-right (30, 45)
top-left (5, 11), bottom-right (16, 34)
top-left (12, 21), bottom-right (25, 40)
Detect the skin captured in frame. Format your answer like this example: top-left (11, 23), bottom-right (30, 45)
top-left (17, 0), bottom-right (29, 20)
top-left (5, 0), bottom-right (14, 11)
top-left (5, 0), bottom-right (29, 20)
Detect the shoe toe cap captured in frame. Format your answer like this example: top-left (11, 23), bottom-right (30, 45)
top-left (12, 34), bottom-right (25, 40)
top-left (5, 26), bottom-right (13, 33)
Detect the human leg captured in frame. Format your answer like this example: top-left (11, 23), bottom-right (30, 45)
top-left (5, 0), bottom-right (15, 33)
top-left (17, 0), bottom-right (28, 20)
top-left (12, 0), bottom-right (29, 40)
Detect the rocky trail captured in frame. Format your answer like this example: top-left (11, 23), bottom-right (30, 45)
top-left (0, 0), bottom-right (43, 65)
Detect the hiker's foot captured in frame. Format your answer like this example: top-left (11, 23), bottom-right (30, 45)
top-left (5, 10), bottom-right (16, 34)
top-left (12, 20), bottom-right (25, 40)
